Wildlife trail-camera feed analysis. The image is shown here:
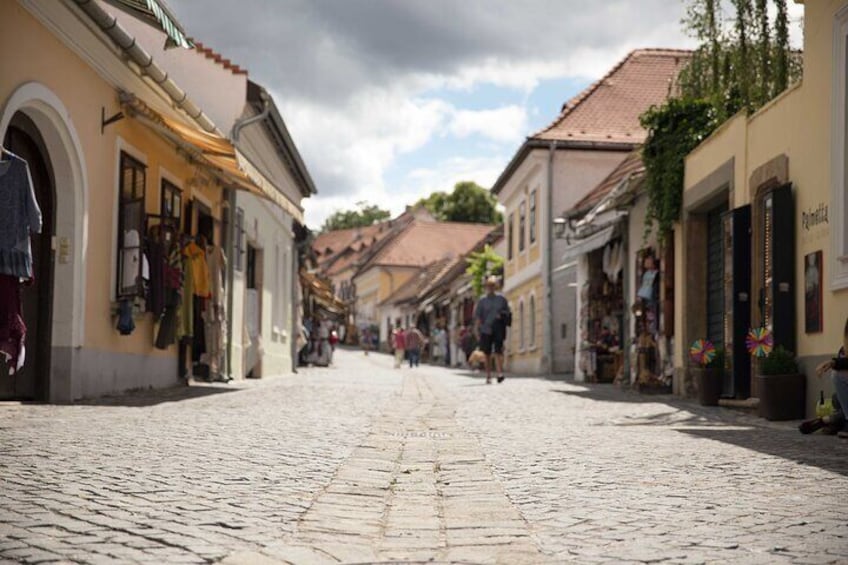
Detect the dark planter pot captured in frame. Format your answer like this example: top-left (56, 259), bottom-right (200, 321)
top-left (695, 368), bottom-right (723, 406)
top-left (757, 373), bottom-right (806, 421)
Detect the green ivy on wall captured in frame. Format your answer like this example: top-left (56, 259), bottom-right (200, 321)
top-left (639, 98), bottom-right (718, 242)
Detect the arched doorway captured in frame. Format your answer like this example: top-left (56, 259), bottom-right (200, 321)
top-left (0, 114), bottom-right (56, 400)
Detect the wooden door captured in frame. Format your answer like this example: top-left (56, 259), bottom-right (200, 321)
top-left (1, 118), bottom-right (55, 400)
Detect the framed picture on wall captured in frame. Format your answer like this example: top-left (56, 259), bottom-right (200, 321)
top-left (804, 250), bottom-right (823, 333)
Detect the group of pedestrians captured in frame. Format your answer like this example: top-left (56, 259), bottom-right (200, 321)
top-left (391, 324), bottom-right (426, 368)
top-left (388, 275), bottom-right (512, 385)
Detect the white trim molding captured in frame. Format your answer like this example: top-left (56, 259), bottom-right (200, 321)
top-left (832, 5), bottom-right (848, 290)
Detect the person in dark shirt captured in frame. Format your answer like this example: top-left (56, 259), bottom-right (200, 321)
top-left (474, 275), bottom-right (510, 384)
top-left (814, 316), bottom-right (848, 438)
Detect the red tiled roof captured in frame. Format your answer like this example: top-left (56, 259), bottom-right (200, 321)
top-left (380, 257), bottom-right (456, 306)
top-left (568, 150), bottom-right (645, 217)
top-left (532, 49), bottom-right (690, 145)
top-left (314, 223), bottom-right (382, 258)
top-left (369, 222), bottom-right (495, 268)
top-left (190, 39), bottom-right (248, 75)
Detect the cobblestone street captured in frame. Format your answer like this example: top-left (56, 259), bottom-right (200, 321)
top-left (1, 348), bottom-right (847, 564)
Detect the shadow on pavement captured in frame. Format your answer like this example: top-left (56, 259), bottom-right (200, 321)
top-left (75, 384), bottom-right (238, 407)
top-left (555, 384), bottom-right (674, 404)
top-left (554, 384), bottom-right (848, 477)
top-left (678, 427), bottom-right (848, 478)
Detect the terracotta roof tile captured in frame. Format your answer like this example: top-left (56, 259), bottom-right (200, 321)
top-left (533, 49), bottom-right (690, 145)
top-left (380, 257), bottom-right (455, 306)
top-left (190, 39), bottom-right (248, 75)
top-left (370, 222), bottom-right (495, 268)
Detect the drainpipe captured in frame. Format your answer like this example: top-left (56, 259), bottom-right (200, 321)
top-left (621, 215), bottom-right (631, 384)
top-left (544, 141), bottom-right (557, 375)
top-left (71, 0), bottom-right (218, 133)
top-left (221, 93), bottom-right (271, 377)
top-left (231, 91), bottom-right (271, 142)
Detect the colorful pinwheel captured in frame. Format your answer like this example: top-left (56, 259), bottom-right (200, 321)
top-left (689, 338), bottom-right (716, 366)
top-left (746, 327), bottom-right (773, 358)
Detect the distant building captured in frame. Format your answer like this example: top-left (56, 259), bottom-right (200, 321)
top-left (492, 49), bottom-right (689, 375)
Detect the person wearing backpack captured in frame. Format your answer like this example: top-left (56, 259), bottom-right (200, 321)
top-left (474, 275), bottom-right (510, 384)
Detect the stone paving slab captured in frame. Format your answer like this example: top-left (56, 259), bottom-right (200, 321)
top-left (2, 349), bottom-right (848, 564)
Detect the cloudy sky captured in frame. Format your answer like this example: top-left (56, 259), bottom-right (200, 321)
top-left (167, 1), bottom-right (803, 230)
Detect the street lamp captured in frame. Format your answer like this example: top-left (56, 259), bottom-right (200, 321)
top-left (553, 216), bottom-right (567, 239)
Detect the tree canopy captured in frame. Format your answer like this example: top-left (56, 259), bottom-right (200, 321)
top-left (465, 244), bottom-right (504, 298)
top-left (416, 181), bottom-right (502, 224)
top-left (320, 201), bottom-right (391, 232)
top-left (640, 0), bottom-right (800, 241)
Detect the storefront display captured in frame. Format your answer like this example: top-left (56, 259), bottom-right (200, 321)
top-left (579, 241), bottom-right (624, 383)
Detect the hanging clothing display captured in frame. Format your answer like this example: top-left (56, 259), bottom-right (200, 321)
top-left (184, 240), bottom-right (211, 298)
top-left (0, 274), bottom-right (26, 374)
top-left (201, 246), bottom-right (227, 379)
top-left (0, 151), bottom-right (40, 375)
top-left (154, 242), bottom-right (183, 349)
top-left (178, 243), bottom-right (195, 339)
top-left (0, 150), bottom-right (42, 280)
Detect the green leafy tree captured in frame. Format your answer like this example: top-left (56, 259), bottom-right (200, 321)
top-left (415, 191), bottom-right (449, 218)
top-left (417, 181), bottom-right (502, 224)
top-left (465, 244), bottom-right (504, 298)
top-left (321, 201), bottom-right (390, 232)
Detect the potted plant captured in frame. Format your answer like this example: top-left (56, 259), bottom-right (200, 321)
top-left (695, 347), bottom-right (725, 406)
top-left (757, 346), bottom-right (806, 421)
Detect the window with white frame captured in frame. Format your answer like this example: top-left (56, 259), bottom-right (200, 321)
top-left (274, 244), bottom-right (285, 333)
top-left (519, 298), bottom-right (525, 350)
top-left (832, 5), bottom-right (848, 289)
top-left (529, 294), bottom-right (536, 347)
top-left (519, 200), bottom-right (526, 252)
top-left (529, 189), bottom-right (537, 245)
top-left (507, 212), bottom-right (514, 260)
top-left (117, 151), bottom-right (146, 298)
top-left (160, 177), bottom-right (182, 230)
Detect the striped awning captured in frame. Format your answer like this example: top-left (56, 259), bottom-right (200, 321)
top-left (121, 93), bottom-right (305, 223)
top-left (103, 0), bottom-right (193, 49)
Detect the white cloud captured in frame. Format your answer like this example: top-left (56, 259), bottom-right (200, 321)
top-left (280, 87), bottom-right (452, 198)
top-left (449, 105), bottom-right (527, 143)
top-left (172, 0), bottom-right (805, 229)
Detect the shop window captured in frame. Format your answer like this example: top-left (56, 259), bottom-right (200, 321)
top-left (529, 190), bottom-right (537, 244)
top-left (507, 212), bottom-right (514, 260)
top-left (116, 151), bottom-right (146, 298)
top-left (234, 207), bottom-right (245, 272)
top-left (160, 178), bottom-right (181, 229)
top-left (519, 200), bottom-right (526, 252)
top-left (833, 6), bottom-right (848, 289)
top-left (529, 295), bottom-right (536, 347)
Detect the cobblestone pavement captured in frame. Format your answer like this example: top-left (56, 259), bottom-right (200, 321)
top-left (1, 348), bottom-right (847, 564)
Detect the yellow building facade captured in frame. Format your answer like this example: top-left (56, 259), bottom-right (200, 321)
top-left (0, 1), bottom-right (266, 401)
top-left (678, 1), bottom-right (846, 415)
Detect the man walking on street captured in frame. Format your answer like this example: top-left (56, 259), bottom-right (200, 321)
top-left (405, 325), bottom-right (425, 368)
top-left (474, 275), bottom-right (510, 384)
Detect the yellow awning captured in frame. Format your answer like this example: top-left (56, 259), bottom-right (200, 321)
top-left (121, 93), bottom-right (304, 223)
